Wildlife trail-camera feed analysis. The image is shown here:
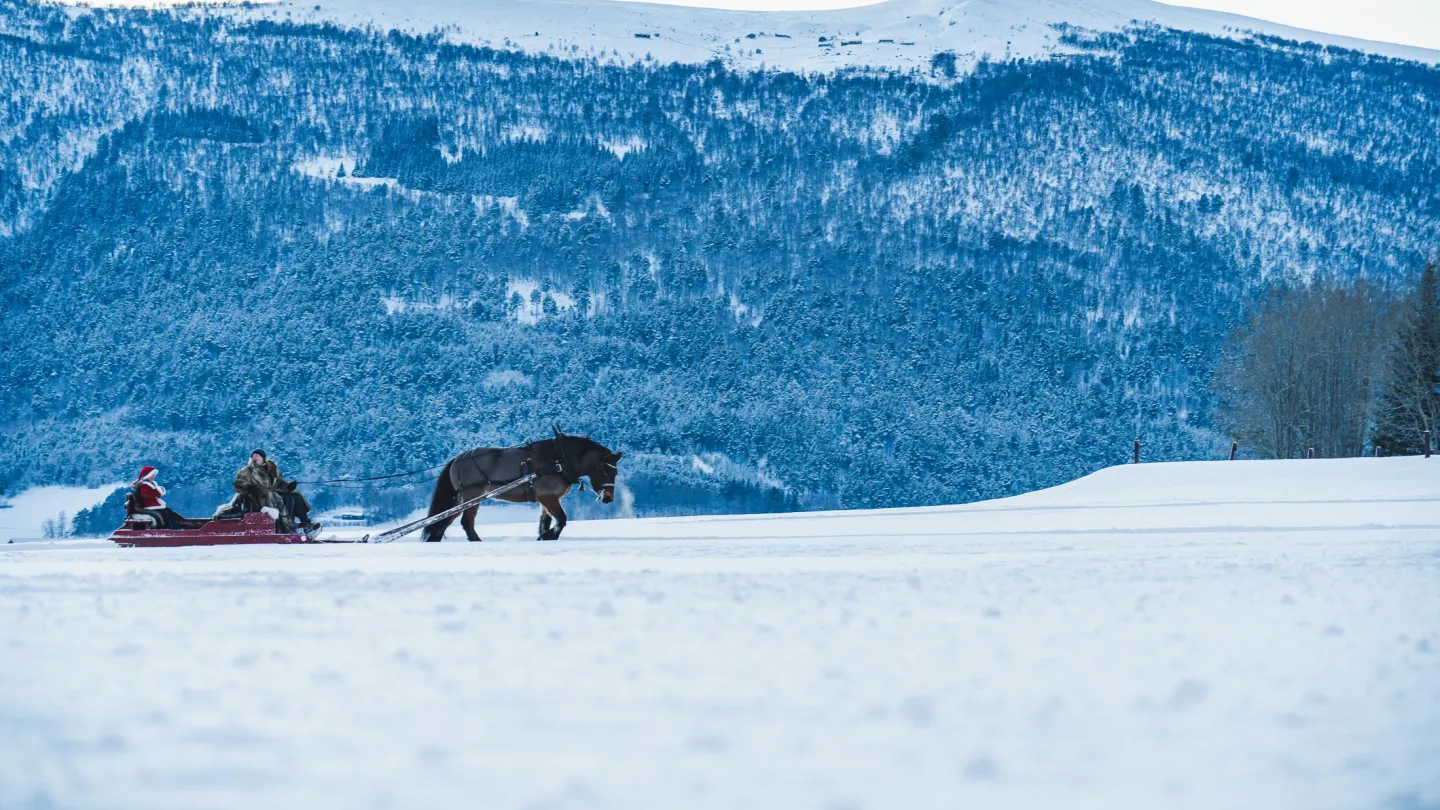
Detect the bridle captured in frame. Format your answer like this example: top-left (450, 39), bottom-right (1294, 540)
top-left (563, 444), bottom-right (619, 502)
top-left (594, 460), bottom-right (619, 501)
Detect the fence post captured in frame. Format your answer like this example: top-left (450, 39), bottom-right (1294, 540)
top-left (1229, 441), bottom-right (1238, 461)
top-left (1133, 440), bottom-right (1140, 465)
top-left (1306, 448), bottom-right (1314, 459)
top-left (1426, 431), bottom-right (1433, 459)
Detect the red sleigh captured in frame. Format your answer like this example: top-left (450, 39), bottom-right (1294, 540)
top-left (108, 511), bottom-right (332, 547)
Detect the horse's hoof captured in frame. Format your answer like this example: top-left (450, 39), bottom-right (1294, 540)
top-left (468, 537), bottom-right (483, 542)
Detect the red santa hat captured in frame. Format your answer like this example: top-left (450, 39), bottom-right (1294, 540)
top-left (137, 465), bottom-right (158, 481)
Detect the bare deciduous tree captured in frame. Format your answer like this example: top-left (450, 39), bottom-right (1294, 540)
top-left (1213, 280), bottom-right (1392, 459)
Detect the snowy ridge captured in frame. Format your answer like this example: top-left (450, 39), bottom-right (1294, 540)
top-left (317, 455), bottom-right (1439, 546)
top-left (230, 0), bottom-right (1440, 72)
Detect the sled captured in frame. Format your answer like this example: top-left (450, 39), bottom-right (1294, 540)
top-left (108, 512), bottom-right (344, 548)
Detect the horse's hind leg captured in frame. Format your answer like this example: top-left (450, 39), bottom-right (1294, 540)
top-left (537, 495), bottom-right (567, 541)
top-left (461, 505), bottom-right (483, 542)
top-left (422, 513), bottom-right (455, 542)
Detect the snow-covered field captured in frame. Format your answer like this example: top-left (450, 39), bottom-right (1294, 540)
top-left (2, 458), bottom-right (1438, 809)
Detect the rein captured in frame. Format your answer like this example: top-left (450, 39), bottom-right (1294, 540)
top-left (283, 435), bottom-right (618, 504)
top-left (295, 461), bottom-right (450, 486)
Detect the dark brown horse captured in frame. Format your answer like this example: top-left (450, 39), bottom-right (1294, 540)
top-left (422, 430), bottom-right (623, 542)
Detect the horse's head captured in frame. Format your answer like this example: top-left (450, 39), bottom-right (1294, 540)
top-left (555, 429), bottom-right (624, 504)
top-left (585, 446), bottom-right (623, 504)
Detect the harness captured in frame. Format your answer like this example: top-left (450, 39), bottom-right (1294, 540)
top-left (551, 430), bottom-right (580, 488)
top-left (454, 432), bottom-right (613, 502)
top-left (521, 457), bottom-right (537, 501)
top-left (460, 444), bottom-right (562, 503)
top-left (465, 450), bottom-right (496, 489)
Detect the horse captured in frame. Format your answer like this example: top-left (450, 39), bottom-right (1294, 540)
top-left (421, 429), bottom-right (623, 542)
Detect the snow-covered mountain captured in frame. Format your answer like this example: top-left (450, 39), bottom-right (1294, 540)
top-left (232, 0), bottom-right (1440, 71)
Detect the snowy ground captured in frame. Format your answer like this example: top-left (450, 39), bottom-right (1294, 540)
top-left (2, 458), bottom-right (1438, 810)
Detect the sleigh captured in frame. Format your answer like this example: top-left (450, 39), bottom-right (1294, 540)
top-left (108, 511), bottom-right (329, 548)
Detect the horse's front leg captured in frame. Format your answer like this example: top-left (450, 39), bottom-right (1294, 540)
top-left (536, 494), bottom-right (567, 541)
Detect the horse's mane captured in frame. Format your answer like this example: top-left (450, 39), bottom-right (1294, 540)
top-left (456, 434), bottom-right (611, 461)
top-left (559, 434), bottom-right (609, 456)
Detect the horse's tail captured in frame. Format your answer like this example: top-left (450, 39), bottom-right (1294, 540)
top-left (421, 459), bottom-right (457, 543)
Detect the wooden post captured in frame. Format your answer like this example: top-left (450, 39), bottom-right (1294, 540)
top-left (1229, 441), bottom-right (1238, 461)
top-left (1133, 440), bottom-right (1140, 465)
top-left (1306, 448), bottom-right (1314, 459)
top-left (1426, 431), bottom-right (1433, 459)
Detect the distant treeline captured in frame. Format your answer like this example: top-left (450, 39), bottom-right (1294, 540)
top-left (1215, 266), bottom-right (1438, 458)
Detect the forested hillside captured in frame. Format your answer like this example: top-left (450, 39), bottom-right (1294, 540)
top-left (1, 0), bottom-right (1437, 518)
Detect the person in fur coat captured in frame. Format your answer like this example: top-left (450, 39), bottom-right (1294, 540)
top-left (233, 449), bottom-right (316, 532)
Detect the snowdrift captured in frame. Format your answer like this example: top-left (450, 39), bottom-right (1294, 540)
top-left (357, 456), bottom-right (1440, 543)
top-left (4, 457), bottom-right (1433, 549)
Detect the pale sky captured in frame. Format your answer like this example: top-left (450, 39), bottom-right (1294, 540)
top-left (1157, 0), bottom-right (1438, 50)
top-left (614, 0), bottom-right (1440, 52)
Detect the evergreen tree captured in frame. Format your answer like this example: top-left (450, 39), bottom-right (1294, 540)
top-left (73, 487), bottom-right (128, 536)
top-left (1373, 264), bottom-right (1440, 455)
